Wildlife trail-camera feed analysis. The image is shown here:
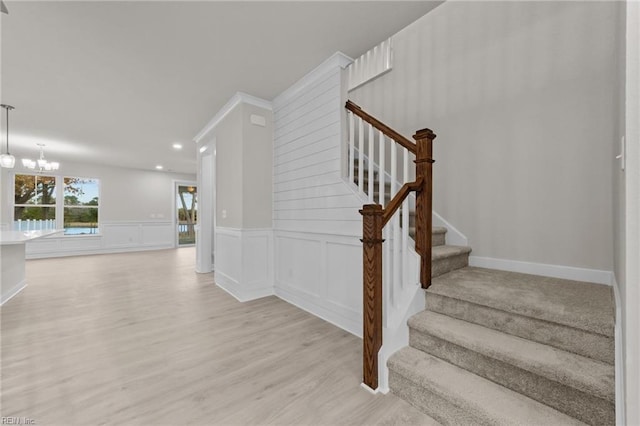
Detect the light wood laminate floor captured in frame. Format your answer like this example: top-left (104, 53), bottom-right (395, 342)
top-left (1, 248), bottom-right (438, 426)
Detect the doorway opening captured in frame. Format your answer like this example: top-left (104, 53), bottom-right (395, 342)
top-left (176, 184), bottom-right (197, 246)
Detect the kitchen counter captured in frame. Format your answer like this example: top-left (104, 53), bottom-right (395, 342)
top-left (1, 229), bottom-right (62, 304)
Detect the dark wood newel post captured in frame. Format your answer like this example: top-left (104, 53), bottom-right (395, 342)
top-left (413, 128), bottom-right (436, 289)
top-left (360, 203), bottom-right (384, 390)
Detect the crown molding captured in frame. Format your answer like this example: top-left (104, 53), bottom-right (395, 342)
top-left (193, 92), bottom-right (272, 143)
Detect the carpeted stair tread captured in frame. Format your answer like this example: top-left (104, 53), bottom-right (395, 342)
top-left (431, 245), bottom-right (471, 260)
top-left (388, 347), bottom-right (586, 426)
top-left (408, 311), bottom-right (614, 402)
top-left (428, 267), bottom-right (614, 337)
top-left (425, 292), bottom-right (614, 364)
top-left (432, 226), bottom-right (447, 235)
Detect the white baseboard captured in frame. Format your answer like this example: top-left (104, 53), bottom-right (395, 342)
top-left (360, 382), bottom-right (380, 394)
top-left (468, 256), bottom-right (614, 286)
top-left (26, 243), bottom-right (175, 259)
top-left (24, 221), bottom-right (175, 259)
top-left (215, 270), bottom-right (274, 302)
top-left (613, 277), bottom-right (626, 426)
top-left (274, 285), bottom-right (361, 338)
top-left (1, 279), bottom-right (27, 306)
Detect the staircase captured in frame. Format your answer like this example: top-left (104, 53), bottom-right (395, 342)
top-left (353, 163), bottom-right (472, 279)
top-left (345, 101), bottom-right (615, 425)
top-left (388, 267), bottom-right (615, 425)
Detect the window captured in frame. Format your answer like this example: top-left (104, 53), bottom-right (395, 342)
top-left (13, 174), bottom-right (100, 235)
top-left (63, 178), bottom-right (99, 235)
top-left (13, 174), bottom-right (57, 230)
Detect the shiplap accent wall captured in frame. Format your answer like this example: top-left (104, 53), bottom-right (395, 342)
top-left (25, 221), bottom-right (174, 259)
top-left (273, 53), bottom-right (360, 236)
top-left (272, 53), bottom-right (368, 335)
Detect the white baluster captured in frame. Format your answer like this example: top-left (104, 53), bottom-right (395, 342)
top-left (348, 112), bottom-right (355, 183)
top-left (17, 219), bottom-right (22, 231)
top-left (402, 148), bottom-right (410, 288)
top-left (391, 141), bottom-right (397, 195)
top-left (391, 143), bottom-right (400, 305)
top-left (379, 131), bottom-right (385, 206)
top-left (368, 124), bottom-right (374, 202)
top-left (392, 205), bottom-right (401, 307)
top-left (358, 117), bottom-right (364, 193)
top-left (383, 224), bottom-right (391, 326)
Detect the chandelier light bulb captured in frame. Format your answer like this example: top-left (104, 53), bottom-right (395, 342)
top-left (0, 153), bottom-right (15, 168)
top-left (21, 143), bottom-right (60, 172)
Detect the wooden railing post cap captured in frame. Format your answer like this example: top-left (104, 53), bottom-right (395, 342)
top-left (413, 128), bottom-right (437, 141)
top-left (359, 204), bottom-right (383, 215)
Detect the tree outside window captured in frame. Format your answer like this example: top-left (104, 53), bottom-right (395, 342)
top-left (63, 177), bottom-right (99, 235)
top-left (12, 174), bottom-right (100, 234)
top-left (13, 174), bottom-right (57, 229)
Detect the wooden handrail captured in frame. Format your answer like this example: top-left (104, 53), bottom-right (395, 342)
top-left (382, 178), bottom-right (423, 227)
top-left (346, 100), bottom-right (417, 154)
top-left (352, 101), bottom-right (436, 392)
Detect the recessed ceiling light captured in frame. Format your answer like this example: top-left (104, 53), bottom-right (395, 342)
top-left (199, 146), bottom-right (208, 153)
top-left (155, 165), bottom-right (163, 170)
top-left (172, 143), bottom-right (182, 150)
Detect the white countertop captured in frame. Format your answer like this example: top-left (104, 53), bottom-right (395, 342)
top-left (0, 229), bottom-right (64, 245)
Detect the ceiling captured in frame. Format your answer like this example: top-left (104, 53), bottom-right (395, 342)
top-left (1, 1), bottom-right (441, 174)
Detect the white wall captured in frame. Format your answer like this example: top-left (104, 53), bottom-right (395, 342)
top-left (271, 53), bottom-right (367, 335)
top-left (1, 161), bottom-right (195, 257)
top-left (349, 1), bottom-right (621, 273)
top-left (243, 103), bottom-right (273, 229)
top-left (214, 105), bottom-right (244, 229)
top-left (194, 93), bottom-right (274, 300)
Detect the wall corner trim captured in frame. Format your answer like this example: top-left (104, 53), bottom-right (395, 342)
top-left (612, 276), bottom-right (626, 426)
top-left (193, 92), bottom-right (273, 143)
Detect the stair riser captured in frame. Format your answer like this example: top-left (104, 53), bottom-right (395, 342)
top-left (410, 330), bottom-right (614, 426)
top-left (432, 253), bottom-right (469, 278)
top-left (426, 293), bottom-right (614, 364)
top-left (431, 232), bottom-right (445, 247)
top-left (389, 372), bottom-right (495, 426)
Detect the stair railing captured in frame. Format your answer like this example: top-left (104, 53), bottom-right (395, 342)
top-left (345, 100), bottom-right (436, 391)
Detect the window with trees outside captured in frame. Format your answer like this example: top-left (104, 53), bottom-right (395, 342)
top-left (13, 174), bottom-right (57, 229)
top-left (13, 174), bottom-right (100, 235)
top-left (63, 177), bottom-right (99, 235)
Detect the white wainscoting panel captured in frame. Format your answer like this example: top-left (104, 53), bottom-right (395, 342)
top-left (25, 221), bottom-right (175, 259)
top-left (141, 223), bottom-right (174, 247)
top-left (214, 227), bottom-right (274, 302)
top-left (102, 223), bottom-right (140, 249)
top-left (325, 241), bottom-right (362, 313)
top-left (273, 230), bottom-right (362, 337)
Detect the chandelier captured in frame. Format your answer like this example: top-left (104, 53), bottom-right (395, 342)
top-left (22, 143), bottom-right (60, 172)
top-left (0, 104), bottom-right (16, 168)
